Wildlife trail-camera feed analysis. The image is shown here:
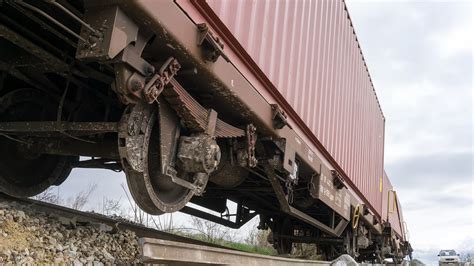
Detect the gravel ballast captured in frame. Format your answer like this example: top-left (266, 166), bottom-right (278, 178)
top-left (0, 202), bottom-right (141, 264)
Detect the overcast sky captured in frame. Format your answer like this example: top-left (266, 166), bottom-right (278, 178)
top-left (345, 0), bottom-right (473, 263)
top-left (48, 0), bottom-right (473, 264)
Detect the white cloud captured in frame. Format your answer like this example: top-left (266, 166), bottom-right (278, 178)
top-left (432, 27), bottom-right (473, 59)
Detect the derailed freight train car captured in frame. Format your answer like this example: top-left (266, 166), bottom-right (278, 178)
top-left (0, 0), bottom-right (411, 262)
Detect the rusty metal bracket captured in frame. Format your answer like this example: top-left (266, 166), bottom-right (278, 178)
top-left (77, 5), bottom-right (160, 104)
top-left (114, 57), bottom-right (180, 104)
top-left (270, 104), bottom-right (291, 130)
top-left (331, 170), bottom-right (346, 190)
top-left (76, 6), bottom-right (138, 61)
top-left (180, 205), bottom-right (257, 229)
top-left (263, 161), bottom-right (349, 237)
top-left (197, 23), bottom-right (229, 63)
top-left (165, 167), bottom-right (208, 196)
top-left (142, 57), bottom-right (181, 103)
top-left (116, 33), bottom-right (155, 77)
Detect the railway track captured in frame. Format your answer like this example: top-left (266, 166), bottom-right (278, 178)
top-left (0, 193), bottom-right (333, 265)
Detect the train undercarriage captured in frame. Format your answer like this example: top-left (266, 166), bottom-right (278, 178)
top-left (0, 0), bottom-right (411, 262)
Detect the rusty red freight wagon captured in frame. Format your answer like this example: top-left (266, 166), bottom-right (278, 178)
top-left (0, 0), bottom-right (411, 261)
top-left (178, 0), bottom-right (406, 242)
top-left (181, 0), bottom-right (386, 219)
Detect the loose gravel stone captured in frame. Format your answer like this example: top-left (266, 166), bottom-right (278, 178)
top-left (0, 203), bottom-right (141, 264)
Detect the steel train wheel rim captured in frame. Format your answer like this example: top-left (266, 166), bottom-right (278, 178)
top-left (0, 89), bottom-right (74, 197)
top-left (123, 103), bottom-right (194, 214)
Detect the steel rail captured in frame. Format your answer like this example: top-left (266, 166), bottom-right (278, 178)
top-left (140, 237), bottom-right (331, 265)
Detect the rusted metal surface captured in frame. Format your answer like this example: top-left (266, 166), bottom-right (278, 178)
top-left (270, 104), bottom-right (290, 130)
top-left (309, 171), bottom-right (351, 221)
top-left (177, 135), bottom-right (220, 174)
top-left (179, 0), bottom-right (385, 216)
top-left (76, 6), bottom-right (135, 60)
top-left (262, 162), bottom-right (349, 237)
top-left (0, 24), bottom-right (66, 71)
top-left (24, 137), bottom-right (119, 159)
top-left (142, 58), bottom-right (181, 103)
top-left (165, 78), bottom-right (245, 138)
top-left (180, 204), bottom-right (257, 229)
top-left (197, 23), bottom-right (229, 63)
top-left (209, 140), bottom-right (248, 188)
top-left (0, 121), bottom-right (118, 135)
top-left (118, 97), bottom-right (220, 213)
top-left (119, 102), bottom-right (194, 215)
top-left (117, 102), bottom-right (155, 173)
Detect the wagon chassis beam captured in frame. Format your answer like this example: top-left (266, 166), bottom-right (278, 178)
top-left (180, 204), bottom-right (257, 229)
top-left (272, 234), bottom-right (344, 245)
top-left (73, 158), bottom-right (122, 172)
top-left (263, 162), bottom-right (349, 237)
top-left (0, 121), bottom-right (120, 159)
top-left (0, 121), bottom-right (118, 136)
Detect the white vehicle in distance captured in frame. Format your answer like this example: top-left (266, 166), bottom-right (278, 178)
top-left (438, 250), bottom-right (461, 265)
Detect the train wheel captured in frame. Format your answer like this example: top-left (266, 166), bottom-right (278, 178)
top-left (0, 89), bottom-right (76, 197)
top-left (120, 102), bottom-right (194, 214)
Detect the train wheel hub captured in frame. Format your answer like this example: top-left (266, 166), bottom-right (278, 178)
top-left (119, 101), bottom-right (213, 214)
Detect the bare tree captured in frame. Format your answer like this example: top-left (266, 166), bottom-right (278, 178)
top-left (153, 213), bottom-right (175, 232)
top-left (32, 187), bottom-right (61, 204)
top-left (67, 183), bottom-right (97, 210)
top-left (121, 183), bottom-right (146, 224)
top-left (189, 216), bottom-right (234, 244)
top-left (120, 183), bottom-right (176, 232)
top-left (100, 197), bottom-right (122, 216)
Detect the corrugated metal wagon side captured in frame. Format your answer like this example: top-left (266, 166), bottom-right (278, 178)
top-left (186, 0), bottom-right (385, 216)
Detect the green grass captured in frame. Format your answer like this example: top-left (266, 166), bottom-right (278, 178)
top-left (221, 241), bottom-right (276, 256)
top-left (177, 232), bottom-right (276, 256)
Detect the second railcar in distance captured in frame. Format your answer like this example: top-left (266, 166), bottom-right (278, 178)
top-left (0, 0), bottom-right (411, 262)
